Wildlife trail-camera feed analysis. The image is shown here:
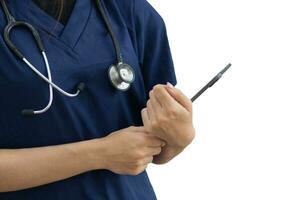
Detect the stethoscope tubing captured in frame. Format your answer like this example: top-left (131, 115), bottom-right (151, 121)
top-left (0, 0), bottom-right (137, 116)
top-left (95, 0), bottom-right (134, 84)
top-left (95, 0), bottom-right (122, 64)
top-left (0, 0), bottom-right (85, 115)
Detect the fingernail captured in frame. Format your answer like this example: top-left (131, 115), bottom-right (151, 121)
top-left (166, 82), bottom-right (174, 88)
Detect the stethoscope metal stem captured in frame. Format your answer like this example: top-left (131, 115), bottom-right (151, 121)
top-left (23, 52), bottom-right (54, 115)
top-left (23, 52), bottom-right (84, 98)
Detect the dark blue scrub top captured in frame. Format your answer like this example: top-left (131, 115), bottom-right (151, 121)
top-left (0, 0), bottom-right (177, 199)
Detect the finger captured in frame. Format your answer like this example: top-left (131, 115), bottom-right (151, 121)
top-left (140, 156), bottom-right (154, 164)
top-left (141, 108), bottom-right (151, 130)
top-left (165, 82), bottom-right (193, 112)
top-left (146, 99), bottom-right (154, 120)
top-left (152, 84), bottom-right (174, 106)
top-left (152, 84), bottom-right (179, 108)
top-left (149, 90), bottom-right (162, 113)
top-left (146, 147), bottom-right (162, 156)
top-left (147, 101), bottom-right (155, 119)
top-left (145, 135), bottom-right (166, 147)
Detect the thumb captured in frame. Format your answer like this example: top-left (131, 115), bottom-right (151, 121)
top-left (165, 82), bottom-right (192, 112)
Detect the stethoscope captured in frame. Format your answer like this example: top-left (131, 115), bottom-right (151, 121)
top-left (0, 0), bottom-right (135, 116)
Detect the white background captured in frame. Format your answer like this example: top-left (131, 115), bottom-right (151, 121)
top-left (147, 0), bottom-right (300, 199)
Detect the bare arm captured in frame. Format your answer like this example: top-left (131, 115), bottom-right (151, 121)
top-left (0, 139), bottom-right (101, 192)
top-left (0, 126), bottom-right (165, 193)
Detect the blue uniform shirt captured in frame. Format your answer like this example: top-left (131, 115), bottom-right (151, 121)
top-left (0, 0), bottom-right (177, 199)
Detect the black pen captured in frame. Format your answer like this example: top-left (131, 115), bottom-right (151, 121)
top-left (191, 63), bottom-right (232, 102)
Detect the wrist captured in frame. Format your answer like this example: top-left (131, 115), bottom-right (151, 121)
top-left (82, 138), bottom-right (108, 170)
top-left (152, 145), bottom-right (184, 164)
top-left (174, 126), bottom-right (196, 148)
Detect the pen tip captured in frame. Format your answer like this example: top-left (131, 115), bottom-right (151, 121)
top-left (220, 63), bottom-right (232, 75)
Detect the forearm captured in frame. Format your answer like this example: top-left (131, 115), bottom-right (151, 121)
top-left (0, 139), bottom-right (102, 192)
top-left (152, 145), bottom-right (184, 164)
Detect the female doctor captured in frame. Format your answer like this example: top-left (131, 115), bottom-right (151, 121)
top-left (0, 0), bottom-right (195, 199)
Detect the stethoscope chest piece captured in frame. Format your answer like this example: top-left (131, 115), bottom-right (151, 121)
top-left (108, 62), bottom-right (135, 91)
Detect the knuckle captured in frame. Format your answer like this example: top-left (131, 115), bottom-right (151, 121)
top-left (157, 86), bottom-right (164, 92)
top-left (170, 107), bottom-right (182, 118)
top-left (165, 107), bottom-right (177, 116)
top-left (141, 108), bottom-right (146, 116)
top-left (157, 115), bottom-right (167, 124)
top-left (150, 120), bottom-right (159, 128)
top-left (153, 84), bottom-right (160, 90)
top-left (153, 85), bottom-right (163, 93)
top-left (146, 100), bottom-right (151, 107)
top-left (149, 90), bottom-right (154, 98)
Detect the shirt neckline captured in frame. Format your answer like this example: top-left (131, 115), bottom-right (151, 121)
top-left (32, 0), bottom-right (76, 26)
top-left (7, 0), bottom-right (92, 49)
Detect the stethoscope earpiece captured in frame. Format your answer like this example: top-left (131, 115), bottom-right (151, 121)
top-left (22, 109), bottom-right (35, 116)
top-left (77, 82), bottom-right (86, 91)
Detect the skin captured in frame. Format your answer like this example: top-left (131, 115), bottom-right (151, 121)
top-left (141, 83), bottom-right (195, 164)
top-left (0, 84), bottom-right (195, 192)
top-left (0, 126), bottom-right (165, 192)
top-left (0, 1), bottom-right (196, 194)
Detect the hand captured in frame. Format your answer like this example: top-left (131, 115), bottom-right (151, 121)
top-left (94, 126), bottom-right (166, 175)
top-left (141, 83), bottom-right (195, 149)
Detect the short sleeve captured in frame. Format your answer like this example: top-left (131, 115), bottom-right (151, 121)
top-left (133, 0), bottom-right (177, 95)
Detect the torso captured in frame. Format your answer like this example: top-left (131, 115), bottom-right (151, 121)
top-left (0, 0), bottom-right (153, 199)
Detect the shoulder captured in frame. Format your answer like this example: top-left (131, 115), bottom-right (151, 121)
top-left (113, 0), bottom-right (166, 30)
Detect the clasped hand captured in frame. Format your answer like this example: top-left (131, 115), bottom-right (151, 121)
top-left (141, 83), bottom-right (195, 149)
